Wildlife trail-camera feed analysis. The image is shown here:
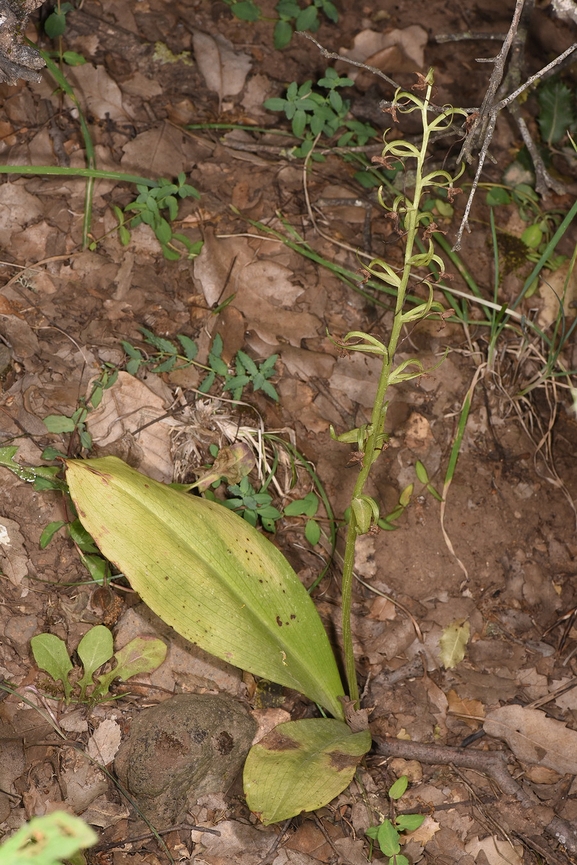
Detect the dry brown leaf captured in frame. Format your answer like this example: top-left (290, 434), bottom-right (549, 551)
top-left (119, 71), bottom-right (163, 100)
top-left (193, 232), bottom-right (322, 347)
top-left (483, 704), bottom-right (577, 774)
top-left (524, 765), bottom-right (562, 784)
top-left (453, 669), bottom-right (517, 703)
top-left (121, 123), bottom-right (192, 177)
top-left (422, 677), bottom-right (449, 733)
top-left (333, 837), bottom-right (373, 865)
top-left (405, 814), bottom-right (440, 845)
top-left (10, 221), bottom-right (55, 261)
top-left (87, 719), bottom-right (122, 765)
top-left (190, 819), bottom-right (273, 864)
top-left (277, 345), bottom-right (335, 380)
top-left (446, 689), bottom-right (485, 727)
top-left (213, 306), bottom-right (247, 362)
top-left (368, 596), bottom-right (397, 621)
top-left (389, 758), bottom-right (423, 783)
top-left (251, 708), bottom-right (292, 745)
top-left (0, 295), bottom-right (24, 317)
top-left (465, 835), bottom-right (523, 865)
top-left (274, 851), bottom-right (322, 865)
top-left (192, 30), bottom-right (251, 108)
top-left (60, 754), bottom-right (109, 813)
top-left (68, 63), bottom-right (133, 122)
top-left (81, 796), bottom-right (130, 829)
top-left (286, 820), bottom-right (342, 862)
top-left (86, 371), bottom-right (177, 482)
top-left (331, 353), bottom-right (381, 408)
top-left (339, 26), bottom-right (427, 89)
top-left (0, 518), bottom-right (29, 586)
top-left (193, 229), bottom-right (252, 307)
top-left (538, 260), bottom-right (577, 329)
top-left (0, 181), bottom-right (42, 244)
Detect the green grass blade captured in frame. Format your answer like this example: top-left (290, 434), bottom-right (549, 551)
top-left (0, 164), bottom-right (161, 186)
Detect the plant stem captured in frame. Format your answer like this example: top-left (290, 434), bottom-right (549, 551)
top-left (340, 82), bottom-right (434, 707)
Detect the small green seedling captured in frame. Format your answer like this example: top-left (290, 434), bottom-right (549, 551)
top-left (223, 0), bottom-right (338, 49)
top-left (125, 329), bottom-right (279, 401)
top-left (414, 460), bottom-right (443, 502)
top-left (43, 363), bottom-right (119, 451)
top-left (537, 78), bottom-right (577, 147)
top-left (195, 444), bottom-right (323, 544)
top-left (486, 184), bottom-right (566, 276)
top-left (213, 476), bottom-right (283, 532)
top-left (42, 515), bottom-right (112, 585)
top-left (44, 2), bottom-right (73, 39)
top-left (274, 0), bottom-right (338, 48)
top-left (120, 173), bottom-right (202, 260)
top-left (0, 446), bottom-right (67, 494)
top-left (377, 463), bottom-right (442, 530)
top-left (201, 335), bottom-right (279, 400)
top-left (0, 446), bottom-right (114, 585)
top-left (223, 0), bottom-right (261, 21)
top-left (366, 776), bottom-right (426, 865)
top-left (122, 326), bottom-right (199, 375)
top-left (220, 347), bottom-right (280, 401)
top-left (0, 811), bottom-right (96, 865)
top-left (378, 483), bottom-right (414, 531)
top-left (30, 625), bottom-right (167, 704)
top-left (284, 491), bottom-right (322, 545)
top-left (264, 69), bottom-right (376, 158)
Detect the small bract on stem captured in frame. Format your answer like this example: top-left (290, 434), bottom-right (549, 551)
top-left (335, 70), bottom-right (467, 705)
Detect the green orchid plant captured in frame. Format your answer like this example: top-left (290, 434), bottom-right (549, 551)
top-left (60, 70), bottom-right (463, 824)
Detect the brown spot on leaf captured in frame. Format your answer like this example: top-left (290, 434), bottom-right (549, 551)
top-left (262, 730), bottom-right (299, 751)
top-left (329, 750), bottom-right (361, 771)
top-left (276, 615), bottom-right (282, 626)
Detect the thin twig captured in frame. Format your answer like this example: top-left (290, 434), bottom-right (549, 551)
top-left (458, 0), bottom-right (526, 164)
top-left (434, 32), bottom-right (508, 43)
top-left (454, 30), bottom-right (577, 247)
top-left (493, 42), bottom-right (577, 113)
top-left (297, 31), bottom-right (402, 91)
top-left (493, 0), bottom-right (565, 196)
top-left (453, 112), bottom-right (497, 250)
top-left (510, 107), bottom-right (565, 195)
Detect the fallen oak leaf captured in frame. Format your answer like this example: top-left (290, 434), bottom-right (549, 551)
top-left (439, 619), bottom-right (470, 669)
top-left (483, 704), bottom-right (577, 775)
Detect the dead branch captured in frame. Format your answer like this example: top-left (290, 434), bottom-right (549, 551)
top-left (375, 735), bottom-right (577, 855)
top-left (297, 31), bottom-right (402, 92)
top-left (453, 0), bottom-right (577, 248)
top-left (457, 0), bottom-right (526, 164)
top-left (0, 0), bottom-right (45, 85)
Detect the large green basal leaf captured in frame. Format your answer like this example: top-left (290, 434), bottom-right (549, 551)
top-left (65, 457), bottom-right (344, 719)
top-left (244, 718), bottom-right (372, 824)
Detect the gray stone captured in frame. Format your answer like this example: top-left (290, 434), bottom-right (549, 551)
top-left (114, 693), bottom-right (256, 828)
